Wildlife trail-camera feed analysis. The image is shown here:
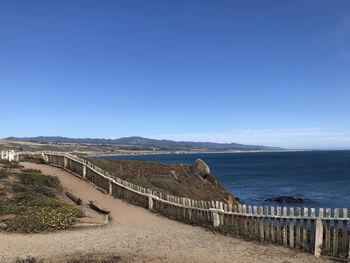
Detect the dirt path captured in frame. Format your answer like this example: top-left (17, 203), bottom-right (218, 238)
top-left (0, 163), bottom-right (330, 263)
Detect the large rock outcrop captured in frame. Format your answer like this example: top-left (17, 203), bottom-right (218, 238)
top-left (193, 159), bottom-right (211, 178)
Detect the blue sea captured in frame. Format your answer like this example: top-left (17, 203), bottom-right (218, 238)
top-left (99, 151), bottom-right (350, 210)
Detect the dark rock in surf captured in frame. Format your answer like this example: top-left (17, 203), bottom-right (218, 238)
top-left (265, 196), bottom-right (303, 203)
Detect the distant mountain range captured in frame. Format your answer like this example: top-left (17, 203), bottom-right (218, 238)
top-left (4, 136), bottom-right (281, 151)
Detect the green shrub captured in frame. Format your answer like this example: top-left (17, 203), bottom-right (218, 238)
top-left (3, 181), bottom-right (12, 189)
top-left (0, 200), bottom-right (7, 215)
top-left (21, 168), bottom-right (42, 174)
top-left (0, 168), bottom-right (9, 179)
top-left (33, 186), bottom-right (55, 197)
top-left (6, 196), bottom-right (84, 232)
top-left (1, 168), bottom-right (84, 233)
top-left (18, 171), bottom-right (60, 189)
top-left (26, 156), bottom-right (46, 164)
top-left (2, 162), bottom-right (23, 169)
top-left (12, 183), bottom-right (30, 193)
top-left (0, 159), bottom-right (11, 165)
top-left (16, 256), bottom-right (43, 263)
top-left (0, 199), bottom-right (17, 215)
top-left (12, 183), bottom-right (55, 197)
top-left (13, 169), bottom-right (56, 196)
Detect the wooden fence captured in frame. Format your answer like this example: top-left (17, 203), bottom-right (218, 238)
top-left (42, 152), bottom-right (350, 260)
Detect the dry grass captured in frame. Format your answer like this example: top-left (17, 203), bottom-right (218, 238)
top-left (88, 158), bottom-right (236, 202)
top-left (0, 168), bottom-right (9, 179)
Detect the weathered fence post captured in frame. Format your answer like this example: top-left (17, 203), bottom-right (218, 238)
top-left (270, 206), bottom-right (275, 242)
top-left (289, 207), bottom-right (294, 248)
top-left (349, 229), bottom-right (350, 261)
top-left (248, 205), bottom-right (253, 238)
top-left (263, 206), bottom-right (269, 241)
top-left (210, 208), bottom-right (222, 228)
top-left (314, 208), bottom-right (324, 257)
top-left (148, 195), bottom-right (154, 211)
top-left (277, 206), bottom-right (281, 243)
top-left (333, 208), bottom-right (339, 257)
top-left (108, 180), bottom-right (113, 195)
top-left (219, 202), bottom-right (224, 225)
top-left (283, 207), bottom-right (288, 246)
top-left (64, 156), bottom-right (68, 169)
top-left (82, 164), bottom-right (87, 179)
top-left (310, 208), bottom-right (316, 252)
top-left (259, 206), bottom-right (264, 241)
top-left (296, 207), bottom-right (301, 249)
top-left (325, 208), bottom-right (331, 253)
top-left (303, 208), bottom-right (309, 251)
top-left (342, 208), bottom-right (348, 258)
top-left (42, 153), bottom-right (47, 163)
top-left (243, 205), bottom-right (248, 234)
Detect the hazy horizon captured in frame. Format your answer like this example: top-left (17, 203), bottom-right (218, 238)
top-left (1, 1), bottom-right (350, 149)
top-left (3, 133), bottom-right (350, 151)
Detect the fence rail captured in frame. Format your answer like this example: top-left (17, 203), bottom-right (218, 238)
top-left (40, 152), bottom-right (350, 260)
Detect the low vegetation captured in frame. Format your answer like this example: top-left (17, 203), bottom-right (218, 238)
top-left (21, 155), bottom-right (46, 164)
top-left (18, 169), bottom-right (60, 189)
top-left (88, 158), bottom-right (236, 202)
top-left (0, 159), bottom-right (23, 169)
top-left (14, 254), bottom-right (122, 263)
top-left (0, 159), bottom-right (11, 165)
top-left (66, 254), bottom-right (122, 263)
top-left (15, 256), bottom-right (43, 263)
top-left (0, 167), bottom-right (83, 232)
top-left (0, 168), bottom-right (9, 179)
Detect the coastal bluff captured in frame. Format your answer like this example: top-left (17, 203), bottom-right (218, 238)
top-left (88, 157), bottom-right (237, 203)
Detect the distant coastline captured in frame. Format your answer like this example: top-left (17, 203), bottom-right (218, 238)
top-left (3, 136), bottom-right (281, 152)
top-left (91, 149), bottom-right (307, 158)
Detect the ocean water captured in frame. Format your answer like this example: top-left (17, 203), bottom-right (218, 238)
top-left (99, 150), bottom-right (350, 210)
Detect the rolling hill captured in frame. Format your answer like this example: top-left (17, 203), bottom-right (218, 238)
top-left (4, 136), bottom-right (281, 151)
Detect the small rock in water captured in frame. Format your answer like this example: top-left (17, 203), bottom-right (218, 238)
top-left (265, 196), bottom-right (303, 203)
top-left (0, 223), bottom-right (7, 229)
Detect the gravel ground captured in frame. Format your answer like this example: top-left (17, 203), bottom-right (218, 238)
top-left (0, 163), bottom-right (331, 263)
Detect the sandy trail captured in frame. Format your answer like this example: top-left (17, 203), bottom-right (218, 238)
top-left (0, 163), bottom-right (329, 263)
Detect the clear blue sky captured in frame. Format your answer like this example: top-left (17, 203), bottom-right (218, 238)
top-left (1, 0), bottom-right (350, 149)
